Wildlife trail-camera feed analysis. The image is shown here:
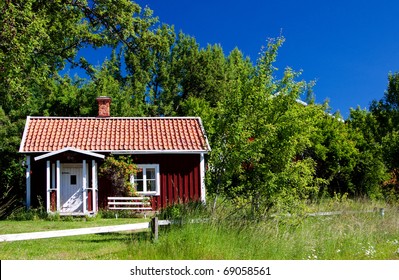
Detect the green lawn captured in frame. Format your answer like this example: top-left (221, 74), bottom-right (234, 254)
top-left (0, 217), bottom-right (151, 260)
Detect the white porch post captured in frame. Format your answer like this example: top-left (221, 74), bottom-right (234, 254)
top-left (56, 160), bottom-right (61, 212)
top-left (46, 161), bottom-right (51, 212)
top-left (92, 160), bottom-right (97, 213)
top-left (51, 163), bottom-right (55, 212)
top-left (51, 163), bottom-right (55, 189)
top-left (82, 159), bottom-right (87, 214)
top-left (200, 153), bottom-right (206, 204)
top-left (25, 156), bottom-right (31, 209)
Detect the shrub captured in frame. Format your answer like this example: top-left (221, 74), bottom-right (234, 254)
top-left (7, 207), bottom-right (48, 221)
top-left (99, 155), bottom-right (138, 196)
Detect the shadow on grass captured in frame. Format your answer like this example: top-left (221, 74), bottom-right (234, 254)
top-left (70, 231), bottom-right (153, 244)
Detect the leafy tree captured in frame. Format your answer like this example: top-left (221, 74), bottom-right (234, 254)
top-left (370, 72), bottom-right (399, 139)
top-left (368, 72), bottom-right (399, 201)
top-left (0, 107), bottom-right (25, 218)
top-left (348, 108), bottom-right (388, 199)
top-left (123, 21), bottom-right (175, 116)
top-left (0, 0), bottom-right (86, 118)
top-left (206, 38), bottom-right (320, 219)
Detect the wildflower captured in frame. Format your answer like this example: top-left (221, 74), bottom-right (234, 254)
top-left (364, 244), bottom-right (376, 258)
top-left (307, 248), bottom-right (318, 260)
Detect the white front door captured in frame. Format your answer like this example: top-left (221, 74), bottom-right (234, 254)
top-left (60, 164), bottom-right (83, 213)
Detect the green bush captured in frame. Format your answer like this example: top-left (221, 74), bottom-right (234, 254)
top-left (7, 207), bottom-right (48, 221)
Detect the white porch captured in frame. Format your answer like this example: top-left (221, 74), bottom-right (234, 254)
top-left (29, 147), bottom-right (105, 215)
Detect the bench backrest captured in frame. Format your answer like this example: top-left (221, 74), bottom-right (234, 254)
top-left (107, 197), bottom-right (152, 211)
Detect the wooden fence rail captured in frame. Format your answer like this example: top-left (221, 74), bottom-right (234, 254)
top-left (0, 222), bottom-right (152, 242)
top-left (307, 208), bottom-right (385, 217)
top-left (0, 218), bottom-right (176, 242)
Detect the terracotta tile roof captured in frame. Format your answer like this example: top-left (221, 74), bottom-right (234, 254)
top-left (20, 117), bottom-right (210, 153)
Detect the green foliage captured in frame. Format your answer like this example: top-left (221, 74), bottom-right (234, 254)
top-left (347, 108), bottom-right (387, 199)
top-left (207, 38), bottom-right (321, 218)
top-left (99, 155), bottom-right (138, 196)
top-left (355, 72), bottom-right (399, 200)
top-left (0, 107), bottom-right (25, 219)
top-left (370, 72), bottom-right (399, 138)
top-left (5, 196), bottom-right (61, 221)
top-left (6, 207), bottom-right (47, 221)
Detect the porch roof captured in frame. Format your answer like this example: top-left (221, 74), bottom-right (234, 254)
top-left (34, 147), bottom-right (105, 161)
top-left (20, 117), bottom-right (211, 154)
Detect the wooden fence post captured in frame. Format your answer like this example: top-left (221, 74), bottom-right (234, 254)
top-left (151, 217), bottom-right (159, 241)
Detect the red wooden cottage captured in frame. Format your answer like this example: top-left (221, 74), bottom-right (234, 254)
top-left (19, 97), bottom-right (211, 215)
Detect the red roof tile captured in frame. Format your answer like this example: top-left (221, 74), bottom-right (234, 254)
top-left (20, 117), bottom-right (210, 153)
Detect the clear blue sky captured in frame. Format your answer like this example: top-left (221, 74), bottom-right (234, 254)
top-left (132, 0), bottom-right (399, 119)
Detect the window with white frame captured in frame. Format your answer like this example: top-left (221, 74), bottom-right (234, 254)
top-left (131, 164), bottom-right (160, 195)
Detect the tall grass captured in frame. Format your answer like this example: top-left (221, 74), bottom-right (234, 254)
top-left (0, 199), bottom-right (398, 259)
top-left (122, 199), bottom-right (399, 260)
top-left (129, 205), bottom-right (399, 260)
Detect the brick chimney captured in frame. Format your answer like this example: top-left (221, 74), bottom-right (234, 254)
top-left (96, 96), bottom-right (112, 117)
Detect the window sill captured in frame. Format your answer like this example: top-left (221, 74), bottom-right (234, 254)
top-left (137, 192), bottom-right (160, 196)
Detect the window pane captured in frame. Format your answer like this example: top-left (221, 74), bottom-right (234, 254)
top-left (70, 175), bottom-right (77, 185)
top-left (136, 170), bottom-right (143, 179)
top-left (136, 180), bottom-right (144, 192)
top-left (147, 180), bottom-right (156, 192)
top-left (146, 168), bottom-right (155, 179)
top-left (134, 165), bottom-right (158, 194)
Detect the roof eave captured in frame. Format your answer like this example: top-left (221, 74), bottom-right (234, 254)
top-left (19, 116), bottom-right (31, 153)
top-left (22, 149), bottom-right (209, 155)
top-left (196, 117), bottom-right (212, 152)
top-left (111, 150), bottom-right (210, 155)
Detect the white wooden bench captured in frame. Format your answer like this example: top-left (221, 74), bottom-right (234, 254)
top-left (107, 197), bottom-right (152, 211)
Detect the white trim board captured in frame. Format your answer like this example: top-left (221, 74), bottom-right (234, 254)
top-left (34, 147), bottom-right (105, 161)
top-left (19, 116), bottom-right (31, 153)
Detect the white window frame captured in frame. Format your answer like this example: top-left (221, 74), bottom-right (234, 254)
top-left (131, 164), bottom-right (160, 196)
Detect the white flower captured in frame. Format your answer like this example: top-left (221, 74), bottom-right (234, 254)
top-left (364, 244), bottom-right (376, 258)
top-left (307, 248), bottom-right (318, 260)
